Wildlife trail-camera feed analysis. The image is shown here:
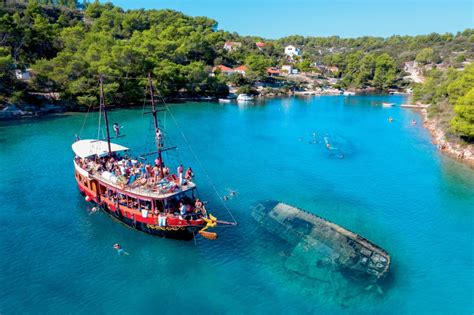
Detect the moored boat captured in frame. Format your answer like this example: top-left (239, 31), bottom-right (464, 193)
top-left (72, 75), bottom-right (236, 240)
top-left (237, 94), bottom-right (254, 102)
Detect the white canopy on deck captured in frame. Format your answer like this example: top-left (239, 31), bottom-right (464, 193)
top-left (72, 139), bottom-right (129, 158)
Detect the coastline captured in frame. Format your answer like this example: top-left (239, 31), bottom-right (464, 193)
top-left (4, 96), bottom-right (474, 170)
top-left (421, 108), bottom-right (474, 168)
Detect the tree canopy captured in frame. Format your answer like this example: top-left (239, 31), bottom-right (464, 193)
top-left (414, 63), bottom-right (473, 142)
top-left (0, 1), bottom-right (472, 109)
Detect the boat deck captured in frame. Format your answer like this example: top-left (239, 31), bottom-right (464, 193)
top-left (74, 161), bottom-right (195, 199)
top-left (94, 172), bottom-right (196, 199)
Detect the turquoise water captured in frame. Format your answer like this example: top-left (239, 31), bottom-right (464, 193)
top-left (1, 95), bottom-right (473, 314)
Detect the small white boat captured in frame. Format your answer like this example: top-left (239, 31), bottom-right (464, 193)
top-left (382, 102), bottom-right (395, 107)
top-left (237, 94), bottom-right (254, 102)
top-left (218, 98), bottom-right (231, 103)
top-left (343, 91), bottom-right (355, 96)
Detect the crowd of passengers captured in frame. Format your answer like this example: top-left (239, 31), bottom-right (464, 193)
top-left (107, 190), bottom-right (207, 221)
top-left (75, 153), bottom-right (195, 193)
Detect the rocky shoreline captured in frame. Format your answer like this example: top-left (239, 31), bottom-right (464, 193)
top-left (421, 109), bottom-right (474, 168)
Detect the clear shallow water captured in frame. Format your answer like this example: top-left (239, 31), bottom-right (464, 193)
top-left (1, 95), bottom-right (473, 314)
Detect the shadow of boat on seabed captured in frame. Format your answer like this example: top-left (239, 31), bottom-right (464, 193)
top-left (251, 201), bottom-right (394, 306)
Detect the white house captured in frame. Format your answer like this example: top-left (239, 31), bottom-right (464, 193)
top-left (211, 65), bottom-right (234, 76)
top-left (281, 65), bottom-right (293, 74)
top-left (233, 65), bottom-right (248, 76)
top-left (223, 41), bottom-right (242, 52)
top-left (15, 69), bottom-right (31, 81)
top-left (284, 45), bottom-right (301, 58)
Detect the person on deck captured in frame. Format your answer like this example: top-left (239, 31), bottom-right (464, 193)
top-left (154, 158), bottom-right (162, 168)
top-left (156, 128), bottom-right (163, 148)
top-left (179, 202), bottom-right (186, 218)
top-left (195, 198), bottom-right (203, 209)
top-left (145, 164), bottom-right (152, 177)
top-left (177, 164), bottom-right (184, 185)
top-left (139, 163), bottom-right (147, 177)
top-left (152, 165), bottom-right (161, 181)
top-left (185, 167), bottom-right (194, 181)
top-left (113, 123), bottom-right (121, 138)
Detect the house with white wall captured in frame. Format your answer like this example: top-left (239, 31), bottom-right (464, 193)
top-left (223, 41), bottom-right (242, 52)
top-left (284, 45), bottom-right (301, 58)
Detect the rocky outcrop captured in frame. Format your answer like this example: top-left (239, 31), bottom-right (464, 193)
top-left (422, 109), bottom-right (474, 168)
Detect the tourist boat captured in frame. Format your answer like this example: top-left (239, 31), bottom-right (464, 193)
top-left (218, 98), bottom-right (231, 103)
top-left (382, 102), bottom-right (395, 107)
top-left (72, 75), bottom-right (235, 240)
top-left (237, 94), bottom-right (254, 102)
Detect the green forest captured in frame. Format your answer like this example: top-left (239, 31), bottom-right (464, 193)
top-left (414, 63), bottom-right (474, 140)
top-left (0, 1), bottom-right (473, 140)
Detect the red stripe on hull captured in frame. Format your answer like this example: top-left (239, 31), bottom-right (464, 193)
top-left (76, 177), bottom-right (205, 228)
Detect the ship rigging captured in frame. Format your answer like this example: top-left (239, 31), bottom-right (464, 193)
top-left (72, 74), bottom-right (236, 240)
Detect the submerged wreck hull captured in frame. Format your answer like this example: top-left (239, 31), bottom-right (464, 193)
top-left (252, 202), bottom-right (391, 281)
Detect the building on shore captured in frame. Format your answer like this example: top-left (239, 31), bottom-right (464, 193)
top-left (281, 65), bottom-right (293, 75)
top-left (233, 65), bottom-right (248, 76)
top-left (223, 41), bottom-right (242, 52)
top-left (266, 67), bottom-right (281, 77)
top-left (15, 69), bottom-right (31, 81)
top-left (212, 65), bottom-right (234, 76)
top-left (284, 45), bottom-right (301, 58)
top-left (256, 42), bottom-right (266, 51)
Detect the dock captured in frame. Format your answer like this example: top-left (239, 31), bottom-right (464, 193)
top-left (401, 103), bottom-right (430, 109)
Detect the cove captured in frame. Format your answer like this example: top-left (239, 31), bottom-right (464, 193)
top-left (1, 95), bottom-right (473, 314)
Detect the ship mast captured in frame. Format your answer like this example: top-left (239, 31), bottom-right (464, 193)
top-left (99, 75), bottom-right (112, 156)
top-left (148, 73), bottom-right (164, 176)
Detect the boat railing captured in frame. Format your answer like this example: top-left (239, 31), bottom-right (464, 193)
top-left (93, 170), bottom-right (196, 199)
top-left (73, 159), bottom-right (92, 179)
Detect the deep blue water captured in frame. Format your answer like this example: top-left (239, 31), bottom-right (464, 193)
top-left (1, 95), bottom-right (473, 314)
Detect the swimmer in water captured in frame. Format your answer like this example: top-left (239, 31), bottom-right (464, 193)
top-left (411, 119), bottom-right (417, 125)
top-left (89, 206), bottom-right (99, 215)
top-left (113, 243), bottom-right (129, 255)
top-left (326, 143), bottom-right (331, 149)
top-left (223, 196), bottom-right (229, 201)
top-left (388, 117), bottom-right (393, 123)
top-left (230, 191), bottom-right (237, 196)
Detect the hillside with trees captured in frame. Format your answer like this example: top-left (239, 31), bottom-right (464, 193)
top-left (0, 0), bottom-right (473, 116)
top-left (413, 63), bottom-right (473, 142)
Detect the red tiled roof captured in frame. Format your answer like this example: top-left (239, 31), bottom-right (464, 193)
top-left (224, 41), bottom-right (241, 46)
top-left (213, 65), bottom-right (233, 72)
top-left (234, 65), bottom-right (248, 71)
top-left (267, 67), bottom-right (280, 74)
top-left (256, 42), bottom-right (265, 47)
